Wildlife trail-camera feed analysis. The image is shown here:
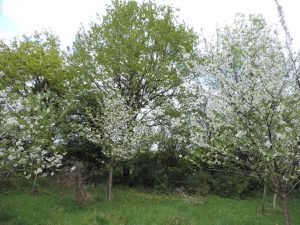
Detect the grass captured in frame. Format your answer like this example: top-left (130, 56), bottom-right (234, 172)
top-left (0, 182), bottom-right (300, 225)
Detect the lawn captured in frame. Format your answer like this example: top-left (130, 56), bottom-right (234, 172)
top-left (0, 183), bottom-right (299, 225)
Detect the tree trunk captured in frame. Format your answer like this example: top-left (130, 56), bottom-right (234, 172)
top-left (261, 184), bottom-right (267, 214)
top-left (281, 194), bottom-right (291, 225)
top-left (107, 162), bottom-right (113, 202)
top-left (273, 192), bottom-right (277, 210)
top-left (32, 174), bottom-right (38, 195)
top-left (74, 167), bottom-right (87, 202)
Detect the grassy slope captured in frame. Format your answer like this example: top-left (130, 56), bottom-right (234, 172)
top-left (0, 185), bottom-right (299, 225)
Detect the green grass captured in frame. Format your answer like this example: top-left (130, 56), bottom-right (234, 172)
top-left (0, 184), bottom-right (299, 225)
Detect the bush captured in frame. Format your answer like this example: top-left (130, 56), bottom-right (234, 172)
top-left (208, 172), bottom-right (259, 198)
top-left (130, 150), bottom-right (196, 192)
top-left (185, 172), bottom-right (210, 195)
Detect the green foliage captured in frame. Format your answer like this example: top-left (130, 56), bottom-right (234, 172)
top-left (185, 171), bottom-right (210, 195)
top-left (0, 31), bottom-right (66, 95)
top-left (130, 149), bottom-right (195, 192)
top-left (208, 172), bottom-right (259, 198)
top-left (72, 0), bottom-right (199, 113)
top-left (129, 150), bottom-right (258, 197)
top-left (130, 151), bottom-right (158, 188)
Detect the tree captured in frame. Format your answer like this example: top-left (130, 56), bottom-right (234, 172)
top-left (69, 0), bottom-right (199, 200)
top-left (195, 14), bottom-right (300, 225)
top-left (0, 32), bottom-right (66, 190)
top-left (71, 0), bottom-right (199, 118)
top-left (0, 91), bottom-right (65, 190)
top-left (81, 92), bottom-right (135, 201)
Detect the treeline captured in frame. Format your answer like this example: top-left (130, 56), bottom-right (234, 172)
top-left (0, 1), bottom-right (299, 224)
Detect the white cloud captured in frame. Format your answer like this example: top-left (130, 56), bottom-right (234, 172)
top-left (1, 0), bottom-right (300, 49)
top-left (158, 0), bottom-right (276, 33)
top-left (2, 0), bottom-right (110, 47)
top-left (0, 31), bottom-right (16, 41)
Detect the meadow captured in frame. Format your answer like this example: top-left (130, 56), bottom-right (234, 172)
top-left (1, 183), bottom-right (299, 225)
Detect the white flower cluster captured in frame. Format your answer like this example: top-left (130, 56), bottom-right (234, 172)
top-left (0, 91), bottom-right (64, 178)
top-left (81, 93), bottom-right (137, 162)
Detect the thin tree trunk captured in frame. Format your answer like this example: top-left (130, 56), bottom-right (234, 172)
top-left (32, 174), bottom-right (37, 195)
top-left (107, 162), bottom-right (113, 202)
top-left (261, 184), bottom-right (267, 214)
top-left (272, 192), bottom-right (277, 210)
top-left (281, 194), bottom-right (291, 225)
top-left (76, 171), bottom-right (79, 200)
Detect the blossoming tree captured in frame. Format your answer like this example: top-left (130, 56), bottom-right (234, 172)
top-left (0, 91), bottom-right (64, 192)
top-left (0, 33), bottom-right (66, 191)
top-left (196, 14), bottom-right (300, 225)
top-left (81, 92), bottom-right (136, 201)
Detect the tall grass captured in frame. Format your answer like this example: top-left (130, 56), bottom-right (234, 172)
top-left (0, 184), bottom-right (299, 225)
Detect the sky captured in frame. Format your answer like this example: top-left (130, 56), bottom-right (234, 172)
top-left (0, 0), bottom-right (300, 49)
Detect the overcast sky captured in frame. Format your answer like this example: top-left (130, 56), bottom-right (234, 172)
top-left (0, 0), bottom-right (300, 49)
